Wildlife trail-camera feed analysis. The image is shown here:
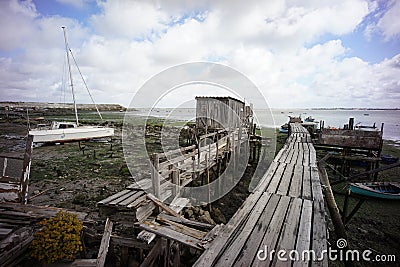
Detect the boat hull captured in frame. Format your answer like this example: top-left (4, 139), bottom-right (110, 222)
top-left (349, 182), bottom-right (400, 200)
top-left (29, 127), bottom-right (114, 143)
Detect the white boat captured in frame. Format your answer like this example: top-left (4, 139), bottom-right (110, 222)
top-left (29, 27), bottom-right (114, 143)
top-left (30, 122), bottom-right (114, 143)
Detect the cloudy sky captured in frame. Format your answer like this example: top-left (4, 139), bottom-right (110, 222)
top-left (0, 0), bottom-right (399, 108)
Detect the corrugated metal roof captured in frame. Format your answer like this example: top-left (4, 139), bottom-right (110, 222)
top-left (195, 96), bottom-right (244, 104)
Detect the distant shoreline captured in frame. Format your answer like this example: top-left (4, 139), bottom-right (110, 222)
top-left (0, 101), bottom-right (399, 111)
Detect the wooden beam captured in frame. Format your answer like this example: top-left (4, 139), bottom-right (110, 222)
top-left (146, 193), bottom-right (181, 218)
top-left (96, 218), bottom-right (113, 267)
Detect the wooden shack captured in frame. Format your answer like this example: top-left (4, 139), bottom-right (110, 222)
top-left (195, 96), bottom-right (247, 132)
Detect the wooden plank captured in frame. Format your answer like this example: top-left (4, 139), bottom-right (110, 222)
top-left (140, 238), bottom-right (162, 267)
top-left (139, 221), bottom-right (203, 250)
top-left (169, 197), bottom-right (189, 213)
top-left (272, 197), bottom-right (303, 266)
top-left (309, 146), bottom-right (317, 167)
top-left (311, 200), bottom-right (328, 267)
top-left (108, 191), bottom-right (137, 206)
top-left (277, 163), bottom-right (294, 196)
top-left (72, 259), bottom-right (97, 267)
top-left (251, 195), bottom-right (291, 267)
top-left (110, 235), bottom-right (153, 249)
top-left (252, 160), bottom-right (279, 192)
top-left (118, 191), bottom-right (145, 207)
top-left (127, 179), bottom-right (152, 190)
top-left (146, 193), bottom-right (181, 218)
top-left (157, 213), bottom-right (214, 230)
top-left (157, 217), bottom-right (207, 240)
top-left (289, 164), bottom-right (303, 198)
top-left (265, 162), bottom-right (286, 194)
top-left (151, 154), bottom-right (160, 198)
top-left (126, 194), bottom-right (147, 208)
top-left (97, 189), bottom-right (131, 205)
top-left (310, 166), bottom-right (323, 202)
top-left (302, 166), bottom-right (312, 200)
top-left (214, 192), bottom-right (272, 266)
top-left (302, 147), bottom-right (310, 166)
top-left (96, 218), bottom-right (113, 267)
top-left (233, 194), bottom-right (281, 265)
top-left (293, 199), bottom-right (313, 267)
top-left (193, 187), bottom-right (266, 266)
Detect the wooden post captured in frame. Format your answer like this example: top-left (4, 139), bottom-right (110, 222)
top-left (21, 135), bottom-right (33, 204)
top-left (349, 118), bottom-right (354, 130)
top-left (151, 154), bottom-right (160, 199)
top-left (374, 123), bottom-right (384, 181)
top-left (97, 218), bottom-right (113, 267)
top-left (318, 162), bottom-right (347, 240)
top-left (231, 131), bottom-right (236, 185)
top-left (172, 169), bottom-right (180, 197)
top-left (205, 154), bottom-right (211, 212)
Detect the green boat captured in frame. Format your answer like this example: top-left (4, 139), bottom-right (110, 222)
top-left (349, 182), bottom-right (400, 200)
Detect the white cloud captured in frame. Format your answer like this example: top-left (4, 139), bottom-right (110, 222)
top-left (377, 0), bottom-right (400, 40)
top-left (0, 0), bottom-right (399, 108)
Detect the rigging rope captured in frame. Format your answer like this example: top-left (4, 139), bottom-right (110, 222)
top-left (67, 45), bottom-right (103, 121)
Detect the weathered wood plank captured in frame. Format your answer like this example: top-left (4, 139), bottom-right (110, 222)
top-left (251, 195), bottom-right (291, 267)
top-left (117, 191), bottom-right (145, 207)
top-left (272, 197), bottom-right (303, 266)
top-left (277, 163), bottom-right (295, 196)
top-left (311, 200), bottom-right (328, 267)
top-left (233, 194), bottom-right (281, 266)
top-left (97, 190), bottom-right (131, 205)
top-left (96, 218), bottom-right (113, 267)
top-left (265, 162), bottom-right (286, 194)
top-left (214, 192), bottom-right (272, 266)
top-left (289, 164), bottom-right (303, 198)
top-left (108, 190), bottom-right (137, 206)
top-left (293, 199), bottom-right (313, 267)
top-left (302, 167), bottom-right (312, 200)
top-left (311, 166), bottom-right (323, 202)
top-left (139, 221), bottom-right (204, 250)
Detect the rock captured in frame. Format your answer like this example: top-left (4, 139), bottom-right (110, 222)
top-left (211, 207), bottom-right (226, 224)
top-left (33, 190), bottom-right (40, 195)
top-left (198, 211), bottom-right (216, 225)
top-left (185, 209), bottom-right (193, 218)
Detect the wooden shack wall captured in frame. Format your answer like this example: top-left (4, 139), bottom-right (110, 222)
top-left (196, 98), bottom-right (244, 131)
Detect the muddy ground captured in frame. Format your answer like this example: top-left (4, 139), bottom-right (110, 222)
top-left (1, 109), bottom-right (399, 266)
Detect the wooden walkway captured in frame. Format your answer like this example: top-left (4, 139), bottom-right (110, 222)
top-left (194, 123), bottom-right (328, 266)
top-left (98, 128), bottom-right (249, 221)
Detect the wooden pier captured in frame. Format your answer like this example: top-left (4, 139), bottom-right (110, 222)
top-left (194, 123), bottom-right (328, 266)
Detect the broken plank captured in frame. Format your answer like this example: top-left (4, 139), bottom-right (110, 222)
top-left (139, 221), bottom-right (203, 250)
top-left (146, 193), bottom-right (181, 218)
top-left (96, 218), bottom-right (113, 267)
top-left (157, 213), bottom-right (214, 231)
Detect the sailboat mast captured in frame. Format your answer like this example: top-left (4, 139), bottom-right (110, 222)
top-left (62, 26), bottom-right (79, 126)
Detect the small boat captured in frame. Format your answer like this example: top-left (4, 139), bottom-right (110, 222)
top-left (304, 116), bottom-right (315, 122)
top-left (279, 123), bottom-right (289, 133)
top-left (349, 182), bottom-right (400, 200)
top-left (381, 154), bottom-right (399, 164)
top-left (29, 27), bottom-right (114, 143)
